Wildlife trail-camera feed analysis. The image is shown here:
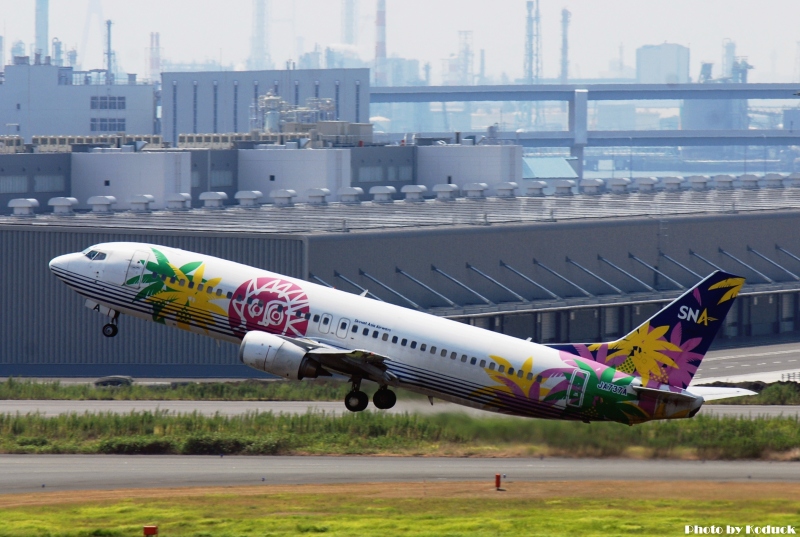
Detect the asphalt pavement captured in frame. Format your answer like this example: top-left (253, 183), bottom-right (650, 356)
top-left (2, 455), bottom-right (798, 494)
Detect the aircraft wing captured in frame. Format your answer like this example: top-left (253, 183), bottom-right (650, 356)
top-left (279, 335), bottom-right (398, 385)
top-left (686, 386), bottom-right (757, 401)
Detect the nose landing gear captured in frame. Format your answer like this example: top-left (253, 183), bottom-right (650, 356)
top-left (102, 314), bottom-right (119, 338)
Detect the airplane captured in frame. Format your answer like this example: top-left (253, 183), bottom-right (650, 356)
top-left (49, 242), bottom-right (756, 424)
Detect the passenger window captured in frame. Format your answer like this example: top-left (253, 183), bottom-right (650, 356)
top-left (197, 284), bottom-right (204, 291)
top-left (247, 297), bottom-right (254, 305)
top-left (207, 286), bottom-right (213, 294)
top-left (461, 355), bottom-right (467, 363)
top-left (382, 333), bottom-right (388, 341)
top-left (518, 370), bottom-right (524, 379)
top-left (362, 328), bottom-right (369, 336)
top-left (226, 291), bottom-right (232, 299)
top-left (237, 295), bottom-right (244, 302)
top-left (188, 281), bottom-right (195, 289)
top-left (440, 349), bottom-right (447, 357)
top-left (410, 341), bottom-right (417, 349)
top-left (305, 313), bottom-right (312, 320)
top-left (170, 277), bottom-right (177, 284)
top-left (401, 339), bottom-right (408, 346)
top-left (179, 279), bottom-right (186, 287)
top-left (537, 375), bottom-right (543, 383)
top-left (313, 315), bottom-right (320, 322)
top-left (277, 305), bottom-right (284, 312)
top-left (430, 346), bottom-right (436, 354)
top-left (527, 372), bottom-right (534, 381)
top-left (351, 325), bottom-right (358, 333)
top-left (420, 344), bottom-right (427, 352)
top-left (498, 365), bottom-right (505, 373)
top-left (391, 336), bottom-right (398, 344)
top-left (470, 357), bottom-right (477, 365)
top-left (507, 367), bottom-right (514, 375)
top-left (340, 321), bottom-right (348, 331)
top-left (322, 317), bottom-right (330, 325)
top-left (451, 352), bottom-right (458, 360)
top-left (372, 331), bottom-right (378, 338)
top-left (489, 362), bottom-right (496, 370)
top-left (480, 360), bottom-right (486, 367)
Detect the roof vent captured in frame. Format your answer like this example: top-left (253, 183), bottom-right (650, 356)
top-left (87, 195), bottom-right (117, 213)
top-left (234, 190), bottom-right (263, 207)
top-left (199, 191), bottom-right (228, 208)
top-left (369, 185), bottom-right (396, 203)
top-left (433, 183), bottom-right (459, 201)
top-left (495, 182), bottom-right (518, 198)
top-left (8, 198), bottom-right (39, 217)
top-left (338, 187), bottom-right (364, 204)
top-left (739, 174), bottom-right (760, 190)
top-left (579, 178), bottom-right (604, 195)
top-left (662, 176), bottom-right (684, 191)
top-left (713, 175), bottom-right (735, 189)
top-left (608, 177), bottom-right (630, 194)
top-left (688, 175), bottom-right (710, 191)
top-left (463, 183), bottom-right (488, 199)
top-left (401, 184), bottom-right (427, 202)
top-left (554, 179), bottom-right (575, 196)
top-left (764, 173), bottom-right (785, 189)
top-left (636, 177), bottom-right (658, 192)
top-left (166, 193), bottom-right (192, 210)
top-left (48, 197), bottom-right (78, 215)
top-left (129, 194), bottom-right (155, 212)
top-left (307, 188), bottom-right (331, 206)
top-left (524, 180), bottom-right (547, 197)
top-left (270, 189), bottom-right (297, 207)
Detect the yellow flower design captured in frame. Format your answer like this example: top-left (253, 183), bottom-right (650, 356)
top-left (709, 277), bottom-right (745, 305)
top-left (148, 262), bottom-right (226, 332)
top-left (592, 322), bottom-right (680, 385)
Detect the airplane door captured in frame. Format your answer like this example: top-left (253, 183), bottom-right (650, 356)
top-left (124, 250), bottom-right (151, 288)
top-left (318, 313), bottom-right (333, 334)
top-left (335, 318), bottom-right (350, 339)
top-left (567, 370), bottom-right (589, 407)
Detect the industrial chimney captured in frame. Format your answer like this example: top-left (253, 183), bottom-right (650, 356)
top-left (35, 0), bottom-right (49, 58)
top-left (374, 0), bottom-right (387, 86)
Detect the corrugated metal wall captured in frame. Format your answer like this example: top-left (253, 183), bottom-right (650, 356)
top-left (0, 226), bottom-right (305, 377)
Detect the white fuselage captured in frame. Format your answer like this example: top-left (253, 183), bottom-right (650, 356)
top-left (49, 242), bottom-right (624, 420)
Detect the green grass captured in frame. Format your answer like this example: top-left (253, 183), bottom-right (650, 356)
top-left (709, 382), bottom-right (800, 405)
top-left (1, 489), bottom-right (798, 537)
top-left (1, 410), bottom-right (799, 459)
top-left (0, 377), bottom-right (413, 402)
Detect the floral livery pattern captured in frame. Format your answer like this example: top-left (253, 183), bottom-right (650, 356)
top-left (228, 277), bottom-right (310, 339)
top-left (128, 248), bottom-right (227, 333)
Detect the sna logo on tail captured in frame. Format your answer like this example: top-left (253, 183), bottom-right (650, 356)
top-left (677, 306), bottom-right (716, 326)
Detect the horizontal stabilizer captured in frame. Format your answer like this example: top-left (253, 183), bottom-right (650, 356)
top-left (686, 386), bottom-right (757, 401)
top-left (632, 385), bottom-right (699, 403)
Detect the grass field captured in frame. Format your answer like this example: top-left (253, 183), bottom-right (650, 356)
top-left (3, 377), bottom-right (800, 404)
top-left (1, 481), bottom-right (798, 537)
top-left (2, 410), bottom-right (799, 459)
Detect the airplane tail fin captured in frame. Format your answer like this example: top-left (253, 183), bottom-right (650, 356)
top-left (547, 271), bottom-right (745, 389)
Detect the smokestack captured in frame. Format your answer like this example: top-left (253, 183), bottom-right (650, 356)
top-left (35, 0), bottom-right (48, 58)
top-left (149, 32), bottom-right (161, 82)
top-left (560, 9), bottom-right (571, 84)
top-left (374, 0), bottom-right (386, 86)
top-left (342, 0), bottom-right (356, 45)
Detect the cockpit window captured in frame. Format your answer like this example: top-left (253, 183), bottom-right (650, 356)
top-left (83, 250), bottom-right (106, 261)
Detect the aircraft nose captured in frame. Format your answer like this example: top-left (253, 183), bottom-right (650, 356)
top-left (49, 253), bottom-right (73, 273)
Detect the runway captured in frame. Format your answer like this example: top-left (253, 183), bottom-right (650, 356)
top-left (694, 341), bottom-right (800, 383)
top-left (2, 455), bottom-right (799, 494)
top-left (1, 399), bottom-right (798, 418)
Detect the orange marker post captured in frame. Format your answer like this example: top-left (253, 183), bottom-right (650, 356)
top-left (495, 473), bottom-right (501, 490)
top-left (143, 526), bottom-right (158, 536)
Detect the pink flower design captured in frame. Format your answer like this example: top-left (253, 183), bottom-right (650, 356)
top-left (662, 322), bottom-right (704, 389)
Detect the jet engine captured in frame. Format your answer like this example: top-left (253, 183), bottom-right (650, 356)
top-left (238, 331), bottom-right (324, 380)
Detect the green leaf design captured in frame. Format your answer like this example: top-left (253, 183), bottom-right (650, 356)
top-left (151, 248), bottom-right (170, 267)
top-left (125, 275), bottom-right (140, 286)
top-left (135, 281), bottom-right (166, 302)
top-left (179, 261), bottom-right (202, 277)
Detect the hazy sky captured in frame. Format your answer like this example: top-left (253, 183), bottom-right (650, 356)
top-left (2, 0), bottom-right (799, 83)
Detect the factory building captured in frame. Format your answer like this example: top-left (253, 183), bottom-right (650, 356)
top-left (3, 186), bottom-right (800, 377)
top-left (636, 43), bottom-right (690, 84)
top-left (161, 68), bottom-right (370, 147)
top-left (0, 63), bottom-right (156, 141)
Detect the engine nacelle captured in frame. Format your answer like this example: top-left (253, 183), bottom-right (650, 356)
top-left (238, 331), bottom-right (323, 380)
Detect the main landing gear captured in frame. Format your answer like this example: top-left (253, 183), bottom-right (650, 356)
top-left (343, 378), bottom-right (397, 412)
top-left (102, 314), bottom-right (119, 338)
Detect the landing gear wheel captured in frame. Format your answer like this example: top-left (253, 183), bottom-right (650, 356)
top-left (373, 388), bottom-right (397, 410)
top-left (344, 390), bottom-right (369, 412)
top-left (102, 323), bottom-right (118, 338)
